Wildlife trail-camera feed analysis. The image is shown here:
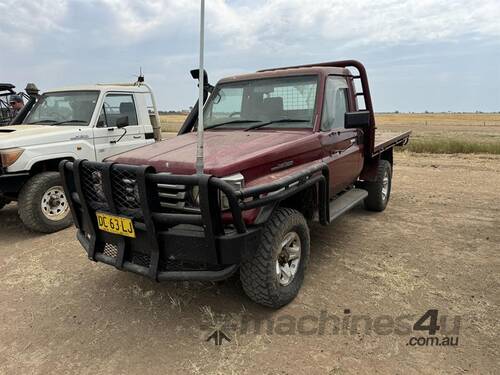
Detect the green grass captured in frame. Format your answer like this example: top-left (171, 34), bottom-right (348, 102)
top-left (403, 138), bottom-right (500, 154)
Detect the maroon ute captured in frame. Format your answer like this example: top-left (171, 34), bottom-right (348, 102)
top-left (60, 60), bottom-right (410, 308)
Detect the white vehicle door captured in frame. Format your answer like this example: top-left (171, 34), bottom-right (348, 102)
top-left (92, 92), bottom-right (146, 161)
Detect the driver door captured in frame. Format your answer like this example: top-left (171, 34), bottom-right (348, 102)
top-left (92, 93), bottom-right (144, 161)
top-left (319, 76), bottom-right (364, 195)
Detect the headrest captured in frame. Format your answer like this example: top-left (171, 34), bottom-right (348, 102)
top-left (262, 97), bottom-right (284, 118)
top-left (120, 102), bottom-right (135, 114)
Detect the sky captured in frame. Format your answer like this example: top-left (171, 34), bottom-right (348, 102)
top-left (1, 0), bottom-right (499, 112)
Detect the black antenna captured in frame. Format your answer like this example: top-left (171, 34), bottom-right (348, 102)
top-left (137, 66), bottom-right (144, 83)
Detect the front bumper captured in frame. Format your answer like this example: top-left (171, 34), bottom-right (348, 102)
top-left (0, 171), bottom-right (30, 197)
top-left (60, 159), bottom-right (329, 281)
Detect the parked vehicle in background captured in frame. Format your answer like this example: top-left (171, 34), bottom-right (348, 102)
top-left (0, 83), bottom-right (33, 126)
top-left (61, 60), bottom-right (411, 308)
top-left (0, 79), bottom-right (162, 233)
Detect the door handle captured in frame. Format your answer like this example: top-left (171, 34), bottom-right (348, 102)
top-left (332, 138), bottom-right (356, 154)
top-left (133, 135), bottom-right (141, 139)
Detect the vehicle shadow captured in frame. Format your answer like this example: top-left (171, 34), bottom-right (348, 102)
top-left (0, 202), bottom-right (41, 241)
top-left (82, 208), bottom-right (364, 334)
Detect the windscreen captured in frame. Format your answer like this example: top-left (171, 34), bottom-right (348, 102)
top-left (25, 91), bottom-right (99, 126)
top-left (204, 75), bottom-right (318, 129)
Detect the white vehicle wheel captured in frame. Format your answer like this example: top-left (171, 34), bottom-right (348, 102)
top-left (41, 186), bottom-right (69, 221)
top-left (18, 172), bottom-right (73, 233)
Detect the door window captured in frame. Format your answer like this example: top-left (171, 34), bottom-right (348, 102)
top-left (321, 77), bottom-right (349, 131)
top-left (97, 94), bottom-right (138, 127)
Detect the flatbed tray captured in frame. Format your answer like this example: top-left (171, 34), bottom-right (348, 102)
top-left (372, 130), bottom-right (411, 156)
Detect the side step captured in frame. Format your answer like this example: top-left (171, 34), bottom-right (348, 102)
top-left (314, 188), bottom-right (368, 222)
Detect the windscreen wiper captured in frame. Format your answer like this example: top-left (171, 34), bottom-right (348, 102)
top-left (51, 120), bottom-right (88, 125)
top-left (27, 120), bottom-right (57, 124)
top-left (204, 119), bottom-right (262, 130)
top-left (244, 118), bottom-right (310, 131)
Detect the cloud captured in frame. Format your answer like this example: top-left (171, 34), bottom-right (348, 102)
top-left (91, 0), bottom-right (500, 50)
top-left (98, 0), bottom-right (197, 42)
top-left (0, 0), bottom-right (68, 49)
top-left (3, 0), bottom-right (499, 53)
top-left (0, 0), bottom-right (498, 111)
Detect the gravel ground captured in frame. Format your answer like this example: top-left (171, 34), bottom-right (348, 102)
top-left (0, 152), bottom-right (499, 374)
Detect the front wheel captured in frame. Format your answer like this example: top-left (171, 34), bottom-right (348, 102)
top-left (0, 197), bottom-right (9, 210)
top-left (18, 172), bottom-right (72, 233)
top-left (240, 207), bottom-right (310, 308)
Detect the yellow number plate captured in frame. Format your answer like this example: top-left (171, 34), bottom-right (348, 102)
top-left (96, 212), bottom-right (136, 238)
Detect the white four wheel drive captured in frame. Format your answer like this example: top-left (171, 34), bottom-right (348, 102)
top-left (0, 81), bottom-right (162, 233)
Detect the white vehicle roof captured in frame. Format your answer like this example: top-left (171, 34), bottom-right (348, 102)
top-left (45, 83), bottom-right (150, 94)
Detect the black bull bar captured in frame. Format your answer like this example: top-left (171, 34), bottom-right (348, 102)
top-left (59, 160), bottom-right (329, 281)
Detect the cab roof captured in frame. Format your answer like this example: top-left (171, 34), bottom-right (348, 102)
top-left (45, 83), bottom-right (150, 94)
top-left (218, 66), bottom-right (350, 84)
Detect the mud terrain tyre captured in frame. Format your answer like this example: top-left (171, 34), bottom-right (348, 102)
top-left (0, 197), bottom-right (9, 210)
top-left (363, 159), bottom-right (392, 212)
top-left (18, 172), bottom-right (72, 233)
top-left (240, 207), bottom-right (310, 308)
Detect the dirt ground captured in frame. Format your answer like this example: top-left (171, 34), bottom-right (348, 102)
top-left (0, 152), bottom-right (499, 374)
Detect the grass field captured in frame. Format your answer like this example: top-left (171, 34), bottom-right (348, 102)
top-left (160, 113), bottom-right (500, 154)
top-left (160, 114), bottom-right (188, 132)
top-left (376, 113), bottom-right (500, 154)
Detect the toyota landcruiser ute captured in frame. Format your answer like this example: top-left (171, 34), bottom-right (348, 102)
top-left (0, 79), bottom-right (162, 233)
top-left (61, 60), bottom-right (411, 308)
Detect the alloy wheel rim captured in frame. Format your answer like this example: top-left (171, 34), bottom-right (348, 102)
top-left (381, 171), bottom-right (389, 201)
top-left (276, 231), bottom-right (301, 286)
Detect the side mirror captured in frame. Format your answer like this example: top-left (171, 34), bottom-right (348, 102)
top-left (344, 111), bottom-right (371, 129)
top-left (116, 116), bottom-right (129, 128)
top-left (190, 68), bottom-right (214, 93)
top-left (190, 68), bottom-right (208, 82)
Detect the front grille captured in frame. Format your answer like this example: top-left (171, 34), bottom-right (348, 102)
top-left (157, 182), bottom-right (201, 213)
top-left (130, 252), bottom-right (151, 268)
top-left (111, 168), bottom-right (140, 210)
top-left (79, 163), bottom-right (202, 216)
top-left (79, 163), bottom-right (142, 216)
top-left (157, 182), bottom-right (187, 210)
top-left (125, 251), bottom-right (224, 272)
top-left (102, 243), bottom-right (118, 258)
top-left (159, 259), bottom-right (225, 272)
top-left (81, 163), bottom-right (107, 210)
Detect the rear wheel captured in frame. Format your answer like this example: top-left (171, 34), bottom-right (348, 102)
top-left (240, 207), bottom-right (310, 308)
top-left (18, 172), bottom-right (72, 233)
top-left (363, 159), bottom-right (392, 212)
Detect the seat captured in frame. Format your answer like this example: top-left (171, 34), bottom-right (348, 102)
top-left (73, 101), bottom-right (94, 121)
top-left (261, 97), bottom-right (284, 120)
top-left (119, 102), bottom-right (136, 124)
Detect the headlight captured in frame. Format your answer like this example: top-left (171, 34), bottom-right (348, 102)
top-left (220, 173), bottom-right (244, 210)
top-left (0, 148), bottom-right (24, 168)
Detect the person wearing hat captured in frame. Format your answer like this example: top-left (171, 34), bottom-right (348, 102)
top-left (9, 94), bottom-right (24, 117)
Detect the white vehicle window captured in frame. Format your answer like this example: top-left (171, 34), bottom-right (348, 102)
top-left (25, 91), bottom-right (99, 126)
top-left (321, 76), bottom-right (349, 131)
top-left (97, 94), bottom-right (138, 127)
